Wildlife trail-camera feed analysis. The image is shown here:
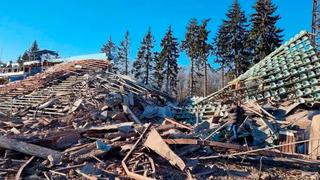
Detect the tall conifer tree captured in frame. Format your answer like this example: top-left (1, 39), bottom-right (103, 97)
top-left (181, 18), bottom-right (200, 96)
top-left (101, 36), bottom-right (117, 59)
top-left (197, 19), bottom-right (212, 96)
top-left (132, 28), bottom-right (155, 85)
top-left (215, 0), bottom-right (250, 79)
top-left (21, 51), bottom-right (30, 63)
top-left (118, 31), bottom-right (130, 75)
top-left (214, 23), bottom-right (230, 87)
top-left (29, 40), bottom-right (39, 61)
top-left (248, 0), bottom-right (283, 64)
top-left (156, 26), bottom-right (179, 95)
top-left (154, 52), bottom-right (163, 89)
top-left (101, 36), bottom-right (118, 72)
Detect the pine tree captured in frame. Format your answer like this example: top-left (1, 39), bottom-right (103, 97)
top-left (30, 40), bottom-right (39, 52)
top-left (197, 19), bottom-right (212, 96)
top-left (248, 0), bottom-right (283, 64)
top-left (118, 31), bottom-right (130, 75)
top-left (101, 36), bottom-right (117, 59)
top-left (101, 36), bottom-right (118, 72)
top-left (132, 28), bottom-right (155, 85)
top-left (154, 52), bottom-right (164, 89)
top-left (227, 0), bottom-right (250, 76)
top-left (17, 55), bottom-right (22, 65)
top-left (213, 25), bottom-right (226, 87)
top-left (214, 0), bottom-right (250, 79)
top-left (156, 26), bottom-right (179, 95)
top-left (29, 40), bottom-right (39, 61)
top-left (214, 22), bottom-right (234, 86)
top-left (181, 18), bottom-right (201, 96)
top-left (21, 51), bottom-right (30, 63)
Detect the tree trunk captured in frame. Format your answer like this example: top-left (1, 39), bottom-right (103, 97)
top-left (166, 60), bottom-right (170, 94)
top-left (221, 63), bottom-right (225, 88)
top-left (203, 62), bottom-right (207, 97)
top-left (190, 59), bottom-right (194, 96)
top-left (234, 52), bottom-right (239, 78)
top-left (125, 50), bottom-right (128, 75)
top-left (179, 81), bottom-right (183, 101)
top-left (235, 59), bottom-right (238, 78)
top-left (145, 59), bottom-right (149, 85)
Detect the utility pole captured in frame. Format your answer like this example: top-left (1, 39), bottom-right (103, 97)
top-left (312, 0), bottom-right (320, 49)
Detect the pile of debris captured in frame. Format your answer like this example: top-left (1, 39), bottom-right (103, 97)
top-left (0, 59), bottom-right (186, 179)
top-left (173, 31), bottom-right (320, 178)
top-left (0, 31), bottom-right (319, 179)
top-left (0, 59), bottom-right (110, 100)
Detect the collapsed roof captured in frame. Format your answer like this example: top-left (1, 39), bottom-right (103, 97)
top-left (175, 30), bottom-right (320, 123)
top-left (200, 30), bottom-right (319, 105)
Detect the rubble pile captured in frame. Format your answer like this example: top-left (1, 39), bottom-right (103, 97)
top-left (173, 31), bottom-right (320, 178)
top-left (176, 31), bottom-right (320, 123)
top-left (0, 59), bottom-right (187, 179)
top-left (0, 31), bottom-right (319, 179)
top-left (0, 59), bottom-right (110, 100)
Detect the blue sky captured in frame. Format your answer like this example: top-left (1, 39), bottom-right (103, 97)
top-left (0, 0), bottom-right (312, 67)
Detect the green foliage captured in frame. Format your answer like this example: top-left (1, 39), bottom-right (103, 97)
top-left (30, 40), bottom-right (39, 53)
top-left (132, 28), bottom-right (155, 85)
top-left (154, 52), bottom-right (163, 89)
top-left (21, 51), bottom-right (30, 63)
top-left (214, 0), bottom-right (251, 77)
top-left (117, 31), bottom-right (130, 75)
top-left (181, 18), bottom-right (212, 96)
top-left (101, 36), bottom-right (117, 60)
top-left (198, 19), bottom-right (212, 66)
top-left (197, 19), bottom-right (212, 96)
top-left (181, 18), bottom-right (200, 61)
top-left (101, 36), bottom-right (118, 72)
top-left (214, 22), bottom-right (230, 69)
top-left (29, 40), bottom-right (39, 61)
top-left (17, 55), bottom-right (23, 65)
top-left (248, 0), bottom-right (283, 64)
top-left (156, 26), bottom-right (179, 95)
top-left (181, 18), bottom-right (201, 96)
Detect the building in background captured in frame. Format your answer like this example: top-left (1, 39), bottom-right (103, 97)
top-left (0, 49), bottom-right (60, 83)
top-left (0, 52), bottom-right (108, 84)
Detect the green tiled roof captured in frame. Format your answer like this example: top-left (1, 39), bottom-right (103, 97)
top-left (176, 30), bottom-right (320, 123)
top-left (201, 30), bottom-right (319, 104)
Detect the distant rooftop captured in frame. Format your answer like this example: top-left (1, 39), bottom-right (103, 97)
top-left (34, 49), bottom-right (59, 56)
top-left (52, 53), bottom-right (108, 62)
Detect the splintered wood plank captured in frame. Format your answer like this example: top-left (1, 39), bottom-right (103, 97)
top-left (28, 110), bottom-right (65, 116)
top-left (0, 136), bottom-right (62, 164)
top-left (309, 115), bottom-right (320, 159)
top-left (144, 128), bottom-right (186, 171)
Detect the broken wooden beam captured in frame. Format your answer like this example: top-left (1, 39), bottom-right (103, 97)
top-left (121, 124), bottom-right (153, 180)
top-left (164, 138), bottom-right (245, 151)
top-left (122, 104), bottom-right (142, 124)
top-left (144, 129), bottom-right (186, 171)
top-left (0, 136), bottom-right (62, 164)
top-left (165, 138), bottom-right (309, 159)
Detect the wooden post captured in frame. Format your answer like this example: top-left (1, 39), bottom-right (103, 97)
top-left (0, 136), bottom-right (62, 164)
top-left (309, 115), bottom-right (320, 159)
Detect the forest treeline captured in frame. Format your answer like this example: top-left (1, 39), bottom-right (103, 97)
top-left (103, 0), bottom-right (283, 100)
top-left (6, 0), bottom-right (282, 101)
